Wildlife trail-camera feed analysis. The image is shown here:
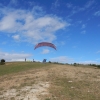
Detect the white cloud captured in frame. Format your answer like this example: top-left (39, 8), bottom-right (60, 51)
top-left (0, 51), bottom-right (32, 61)
top-left (81, 30), bottom-right (86, 34)
top-left (61, 41), bottom-right (66, 45)
top-left (79, 60), bottom-right (99, 64)
top-left (28, 1), bottom-right (35, 7)
top-left (96, 50), bottom-right (100, 54)
top-left (41, 49), bottom-right (50, 54)
top-left (82, 24), bottom-right (86, 29)
top-left (12, 35), bottom-right (20, 40)
top-left (52, 0), bottom-right (60, 8)
top-left (1, 42), bottom-right (7, 45)
top-left (77, 20), bottom-right (82, 24)
top-left (0, 7), bottom-right (69, 44)
top-left (96, 58), bottom-right (100, 61)
top-left (98, 24), bottom-right (100, 27)
top-left (84, 0), bottom-right (95, 8)
top-left (72, 46), bottom-right (77, 48)
top-left (67, 0), bottom-right (95, 17)
top-left (94, 11), bottom-right (100, 16)
top-left (50, 56), bottom-right (74, 63)
top-left (9, 0), bottom-right (18, 5)
top-left (66, 3), bottom-right (73, 8)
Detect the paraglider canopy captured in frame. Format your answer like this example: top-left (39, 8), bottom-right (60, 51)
top-left (34, 42), bottom-right (56, 50)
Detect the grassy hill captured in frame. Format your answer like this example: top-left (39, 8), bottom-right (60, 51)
top-left (0, 62), bottom-right (100, 100)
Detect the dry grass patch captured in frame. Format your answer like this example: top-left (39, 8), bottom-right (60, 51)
top-left (46, 65), bottom-right (100, 100)
top-left (49, 77), bottom-right (100, 100)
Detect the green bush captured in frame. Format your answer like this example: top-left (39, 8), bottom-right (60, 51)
top-left (97, 65), bottom-right (100, 68)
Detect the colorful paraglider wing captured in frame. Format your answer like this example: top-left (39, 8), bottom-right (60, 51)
top-left (34, 42), bottom-right (56, 50)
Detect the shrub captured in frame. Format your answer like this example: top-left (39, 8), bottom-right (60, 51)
top-left (73, 63), bottom-right (77, 66)
top-left (0, 59), bottom-right (5, 65)
top-left (96, 65), bottom-right (100, 68)
top-left (48, 61), bottom-right (51, 63)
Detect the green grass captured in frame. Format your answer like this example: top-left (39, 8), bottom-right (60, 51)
top-left (0, 62), bottom-right (50, 76)
top-left (50, 77), bottom-right (100, 100)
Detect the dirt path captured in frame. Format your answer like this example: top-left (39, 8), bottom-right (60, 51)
top-left (0, 64), bottom-right (100, 100)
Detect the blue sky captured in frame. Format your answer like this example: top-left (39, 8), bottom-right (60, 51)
top-left (0, 0), bottom-right (100, 64)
